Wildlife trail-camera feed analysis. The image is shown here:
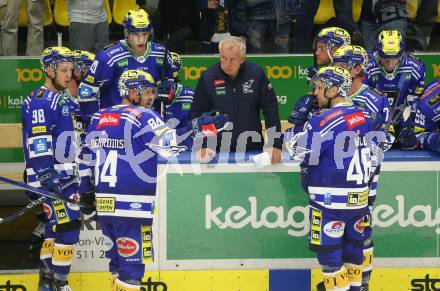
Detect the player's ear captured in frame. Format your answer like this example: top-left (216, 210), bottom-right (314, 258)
top-left (46, 66), bottom-right (55, 78)
top-left (128, 89), bottom-right (138, 104)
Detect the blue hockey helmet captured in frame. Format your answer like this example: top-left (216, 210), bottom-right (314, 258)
top-left (333, 45), bottom-right (369, 72)
top-left (316, 27), bottom-right (351, 50)
top-left (118, 69), bottom-right (156, 97)
top-left (315, 66), bottom-right (352, 97)
top-left (40, 46), bottom-right (74, 72)
top-left (73, 50), bottom-right (95, 72)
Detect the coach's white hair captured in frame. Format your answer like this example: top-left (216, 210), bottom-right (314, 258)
top-left (219, 36), bottom-right (246, 57)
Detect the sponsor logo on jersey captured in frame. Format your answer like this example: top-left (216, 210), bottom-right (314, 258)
top-left (130, 202), bottom-right (142, 210)
top-left (79, 85), bottom-right (93, 97)
top-left (62, 105), bottom-right (70, 116)
top-left (310, 208), bottom-right (322, 245)
top-left (215, 87), bottom-right (226, 95)
top-left (319, 109), bottom-right (343, 127)
top-left (347, 190), bottom-right (368, 207)
top-left (323, 221), bottom-right (345, 238)
top-left (242, 79), bottom-right (254, 94)
top-left (214, 79), bottom-right (225, 86)
top-left (33, 138), bottom-right (48, 154)
top-left (96, 197), bottom-right (116, 213)
top-left (354, 217), bottom-right (364, 233)
top-left (85, 75), bottom-right (94, 83)
top-left (117, 59), bottom-right (128, 68)
top-left (32, 126), bottom-right (46, 134)
top-left (344, 112), bottom-right (366, 130)
top-left (182, 102), bottom-right (191, 110)
top-left (116, 237), bottom-right (139, 257)
top-left (428, 94), bottom-right (440, 106)
top-left (43, 203), bottom-right (52, 218)
top-left (97, 113), bottom-right (120, 129)
top-left (53, 200), bottom-right (70, 224)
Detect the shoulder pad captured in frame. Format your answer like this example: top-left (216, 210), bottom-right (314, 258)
top-left (103, 42), bottom-right (117, 51)
top-left (32, 88), bottom-right (46, 99)
top-left (150, 41), bottom-right (166, 52)
top-left (315, 108), bottom-right (328, 116)
top-left (370, 87), bottom-right (383, 96)
top-left (406, 52), bottom-right (422, 62)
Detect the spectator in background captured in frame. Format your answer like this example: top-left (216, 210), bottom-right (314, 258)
top-left (0, 0), bottom-right (43, 55)
top-left (360, 0), bottom-right (408, 51)
top-left (293, 0), bottom-right (356, 53)
top-left (157, 0), bottom-right (199, 53)
top-left (199, 0), bottom-right (231, 54)
top-left (191, 36), bottom-right (282, 162)
top-left (68, 0), bottom-right (109, 54)
top-left (245, 0), bottom-right (295, 53)
top-left (407, 0), bottom-right (438, 50)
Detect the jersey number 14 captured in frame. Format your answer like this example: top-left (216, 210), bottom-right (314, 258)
top-left (95, 150), bottom-right (118, 187)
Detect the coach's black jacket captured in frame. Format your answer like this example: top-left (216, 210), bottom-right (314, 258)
top-left (191, 60), bottom-right (282, 152)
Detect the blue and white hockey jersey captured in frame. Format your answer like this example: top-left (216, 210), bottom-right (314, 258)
top-left (348, 84), bottom-right (391, 131)
top-left (22, 87), bottom-right (77, 188)
top-left (79, 105), bottom-right (182, 225)
top-left (78, 40), bottom-right (174, 120)
top-left (62, 90), bottom-right (86, 146)
top-left (365, 52), bottom-right (425, 115)
top-left (165, 83), bottom-right (194, 148)
top-left (348, 84), bottom-right (392, 205)
top-left (413, 80), bottom-right (440, 133)
top-left (295, 102), bottom-right (373, 211)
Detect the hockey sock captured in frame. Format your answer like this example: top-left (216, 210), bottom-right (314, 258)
top-left (345, 263), bottom-right (362, 291)
top-left (52, 243), bottom-right (75, 281)
top-left (362, 245), bottom-right (374, 286)
top-left (322, 266), bottom-right (350, 291)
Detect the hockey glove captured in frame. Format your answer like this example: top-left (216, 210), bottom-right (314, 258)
top-left (157, 80), bottom-right (177, 105)
top-left (37, 168), bottom-right (63, 195)
top-left (417, 131), bottom-right (440, 152)
top-left (287, 94), bottom-right (316, 125)
top-left (79, 191), bottom-right (96, 216)
top-left (398, 126), bottom-right (418, 150)
top-left (192, 111), bottom-right (230, 138)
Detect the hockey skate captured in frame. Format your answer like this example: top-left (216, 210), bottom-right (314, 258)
top-left (53, 279), bottom-right (72, 291)
top-left (37, 271), bottom-right (53, 291)
top-left (316, 281), bottom-right (325, 291)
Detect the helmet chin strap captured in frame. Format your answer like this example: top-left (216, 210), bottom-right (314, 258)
top-left (323, 87), bottom-right (338, 108)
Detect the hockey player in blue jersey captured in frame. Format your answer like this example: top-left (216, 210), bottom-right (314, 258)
top-left (64, 50), bottom-right (96, 144)
top-left (286, 66), bottom-right (373, 291)
top-left (365, 30), bottom-right (425, 138)
top-left (22, 46), bottom-right (80, 291)
top-left (289, 27), bottom-right (351, 132)
top-left (157, 52), bottom-right (195, 148)
top-left (399, 79), bottom-right (440, 152)
top-left (78, 8), bottom-right (174, 122)
top-left (333, 45), bottom-right (393, 291)
top-left (79, 70), bottom-right (172, 291)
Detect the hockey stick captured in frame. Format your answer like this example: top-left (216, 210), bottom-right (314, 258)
top-left (368, 72), bottom-right (410, 186)
top-left (0, 196), bottom-right (46, 223)
top-left (0, 176), bottom-right (87, 207)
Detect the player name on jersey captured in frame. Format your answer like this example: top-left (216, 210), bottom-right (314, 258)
top-left (90, 137), bottom-right (125, 149)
